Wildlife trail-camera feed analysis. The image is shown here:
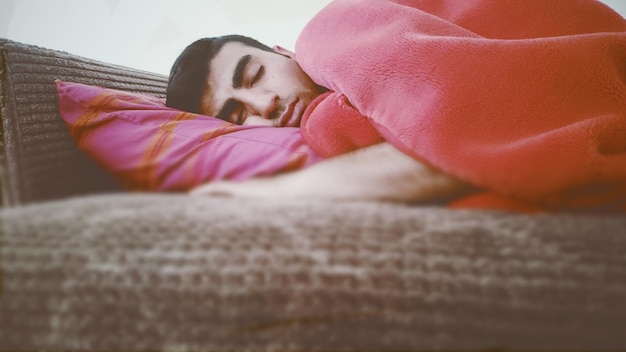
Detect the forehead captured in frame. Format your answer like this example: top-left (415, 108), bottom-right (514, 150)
top-left (201, 42), bottom-right (265, 116)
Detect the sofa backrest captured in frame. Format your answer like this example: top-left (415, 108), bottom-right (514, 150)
top-left (0, 39), bottom-right (169, 206)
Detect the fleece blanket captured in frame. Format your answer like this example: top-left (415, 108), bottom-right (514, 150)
top-left (296, 0), bottom-right (626, 212)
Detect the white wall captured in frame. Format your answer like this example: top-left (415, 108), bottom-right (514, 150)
top-left (0, 0), bottom-right (623, 76)
top-left (0, 0), bottom-right (332, 75)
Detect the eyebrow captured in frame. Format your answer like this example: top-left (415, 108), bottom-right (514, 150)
top-left (232, 54), bottom-right (251, 89)
top-left (215, 55), bottom-right (252, 121)
top-left (215, 55), bottom-right (252, 120)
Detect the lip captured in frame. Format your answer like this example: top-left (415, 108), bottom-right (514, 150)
top-left (278, 98), bottom-right (305, 127)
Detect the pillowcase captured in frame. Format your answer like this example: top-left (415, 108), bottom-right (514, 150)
top-left (55, 80), bottom-right (322, 191)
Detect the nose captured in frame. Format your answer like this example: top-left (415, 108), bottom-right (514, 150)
top-left (239, 91), bottom-right (278, 120)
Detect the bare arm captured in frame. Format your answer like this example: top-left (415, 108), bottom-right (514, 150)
top-left (191, 143), bottom-right (474, 202)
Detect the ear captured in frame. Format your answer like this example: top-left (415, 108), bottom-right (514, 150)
top-left (273, 45), bottom-right (296, 59)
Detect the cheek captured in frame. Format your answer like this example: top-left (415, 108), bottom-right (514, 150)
top-left (283, 62), bottom-right (312, 90)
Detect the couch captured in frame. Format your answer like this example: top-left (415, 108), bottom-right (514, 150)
top-left (1, 38), bottom-right (625, 351)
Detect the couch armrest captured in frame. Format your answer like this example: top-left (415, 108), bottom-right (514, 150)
top-left (0, 39), bottom-right (169, 206)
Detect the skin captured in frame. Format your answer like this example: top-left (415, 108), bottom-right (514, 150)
top-left (192, 142), bottom-right (475, 202)
top-left (200, 42), bottom-right (324, 127)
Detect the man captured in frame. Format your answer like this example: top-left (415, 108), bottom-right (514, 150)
top-left (166, 35), bottom-right (323, 128)
top-left (166, 34), bottom-right (471, 203)
top-left (167, 0), bottom-right (626, 211)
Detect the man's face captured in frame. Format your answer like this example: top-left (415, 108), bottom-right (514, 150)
top-left (200, 41), bottom-right (323, 127)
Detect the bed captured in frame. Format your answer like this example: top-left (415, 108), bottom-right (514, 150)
top-left (1, 38), bottom-right (625, 351)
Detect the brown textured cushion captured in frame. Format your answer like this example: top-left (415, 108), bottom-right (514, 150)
top-left (0, 38), bottom-right (168, 206)
top-left (1, 193), bottom-right (625, 350)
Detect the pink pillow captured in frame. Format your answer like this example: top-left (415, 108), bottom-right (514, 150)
top-left (55, 80), bottom-right (321, 191)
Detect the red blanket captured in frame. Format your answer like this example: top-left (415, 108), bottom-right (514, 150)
top-left (296, 0), bottom-right (626, 212)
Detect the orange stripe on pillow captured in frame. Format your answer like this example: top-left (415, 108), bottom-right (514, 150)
top-left (200, 121), bottom-right (241, 141)
top-left (136, 112), bottom-right (194, 189)
top-left (71, 94), bottom-right (118, 146)
top-left (136, 127), bottom-right (176, 189)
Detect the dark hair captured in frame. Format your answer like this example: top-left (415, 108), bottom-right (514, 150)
top-left (166, 35), bottom-right (273, 115)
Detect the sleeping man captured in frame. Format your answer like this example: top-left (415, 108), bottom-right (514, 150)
top-left (166, 0), bottom-right (626, 212)
top-left (165, 34), bottom-right (470, 204)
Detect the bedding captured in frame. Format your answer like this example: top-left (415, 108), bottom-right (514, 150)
top-left (56, 80), bottom-right (321, 191)
top-left (296, 0), bottom-right (626, 212)
top-left (2, 37), bottom-right (626, 352)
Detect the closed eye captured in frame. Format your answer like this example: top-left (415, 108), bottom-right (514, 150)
top-left (251, 66), bottom-right (264, 87)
